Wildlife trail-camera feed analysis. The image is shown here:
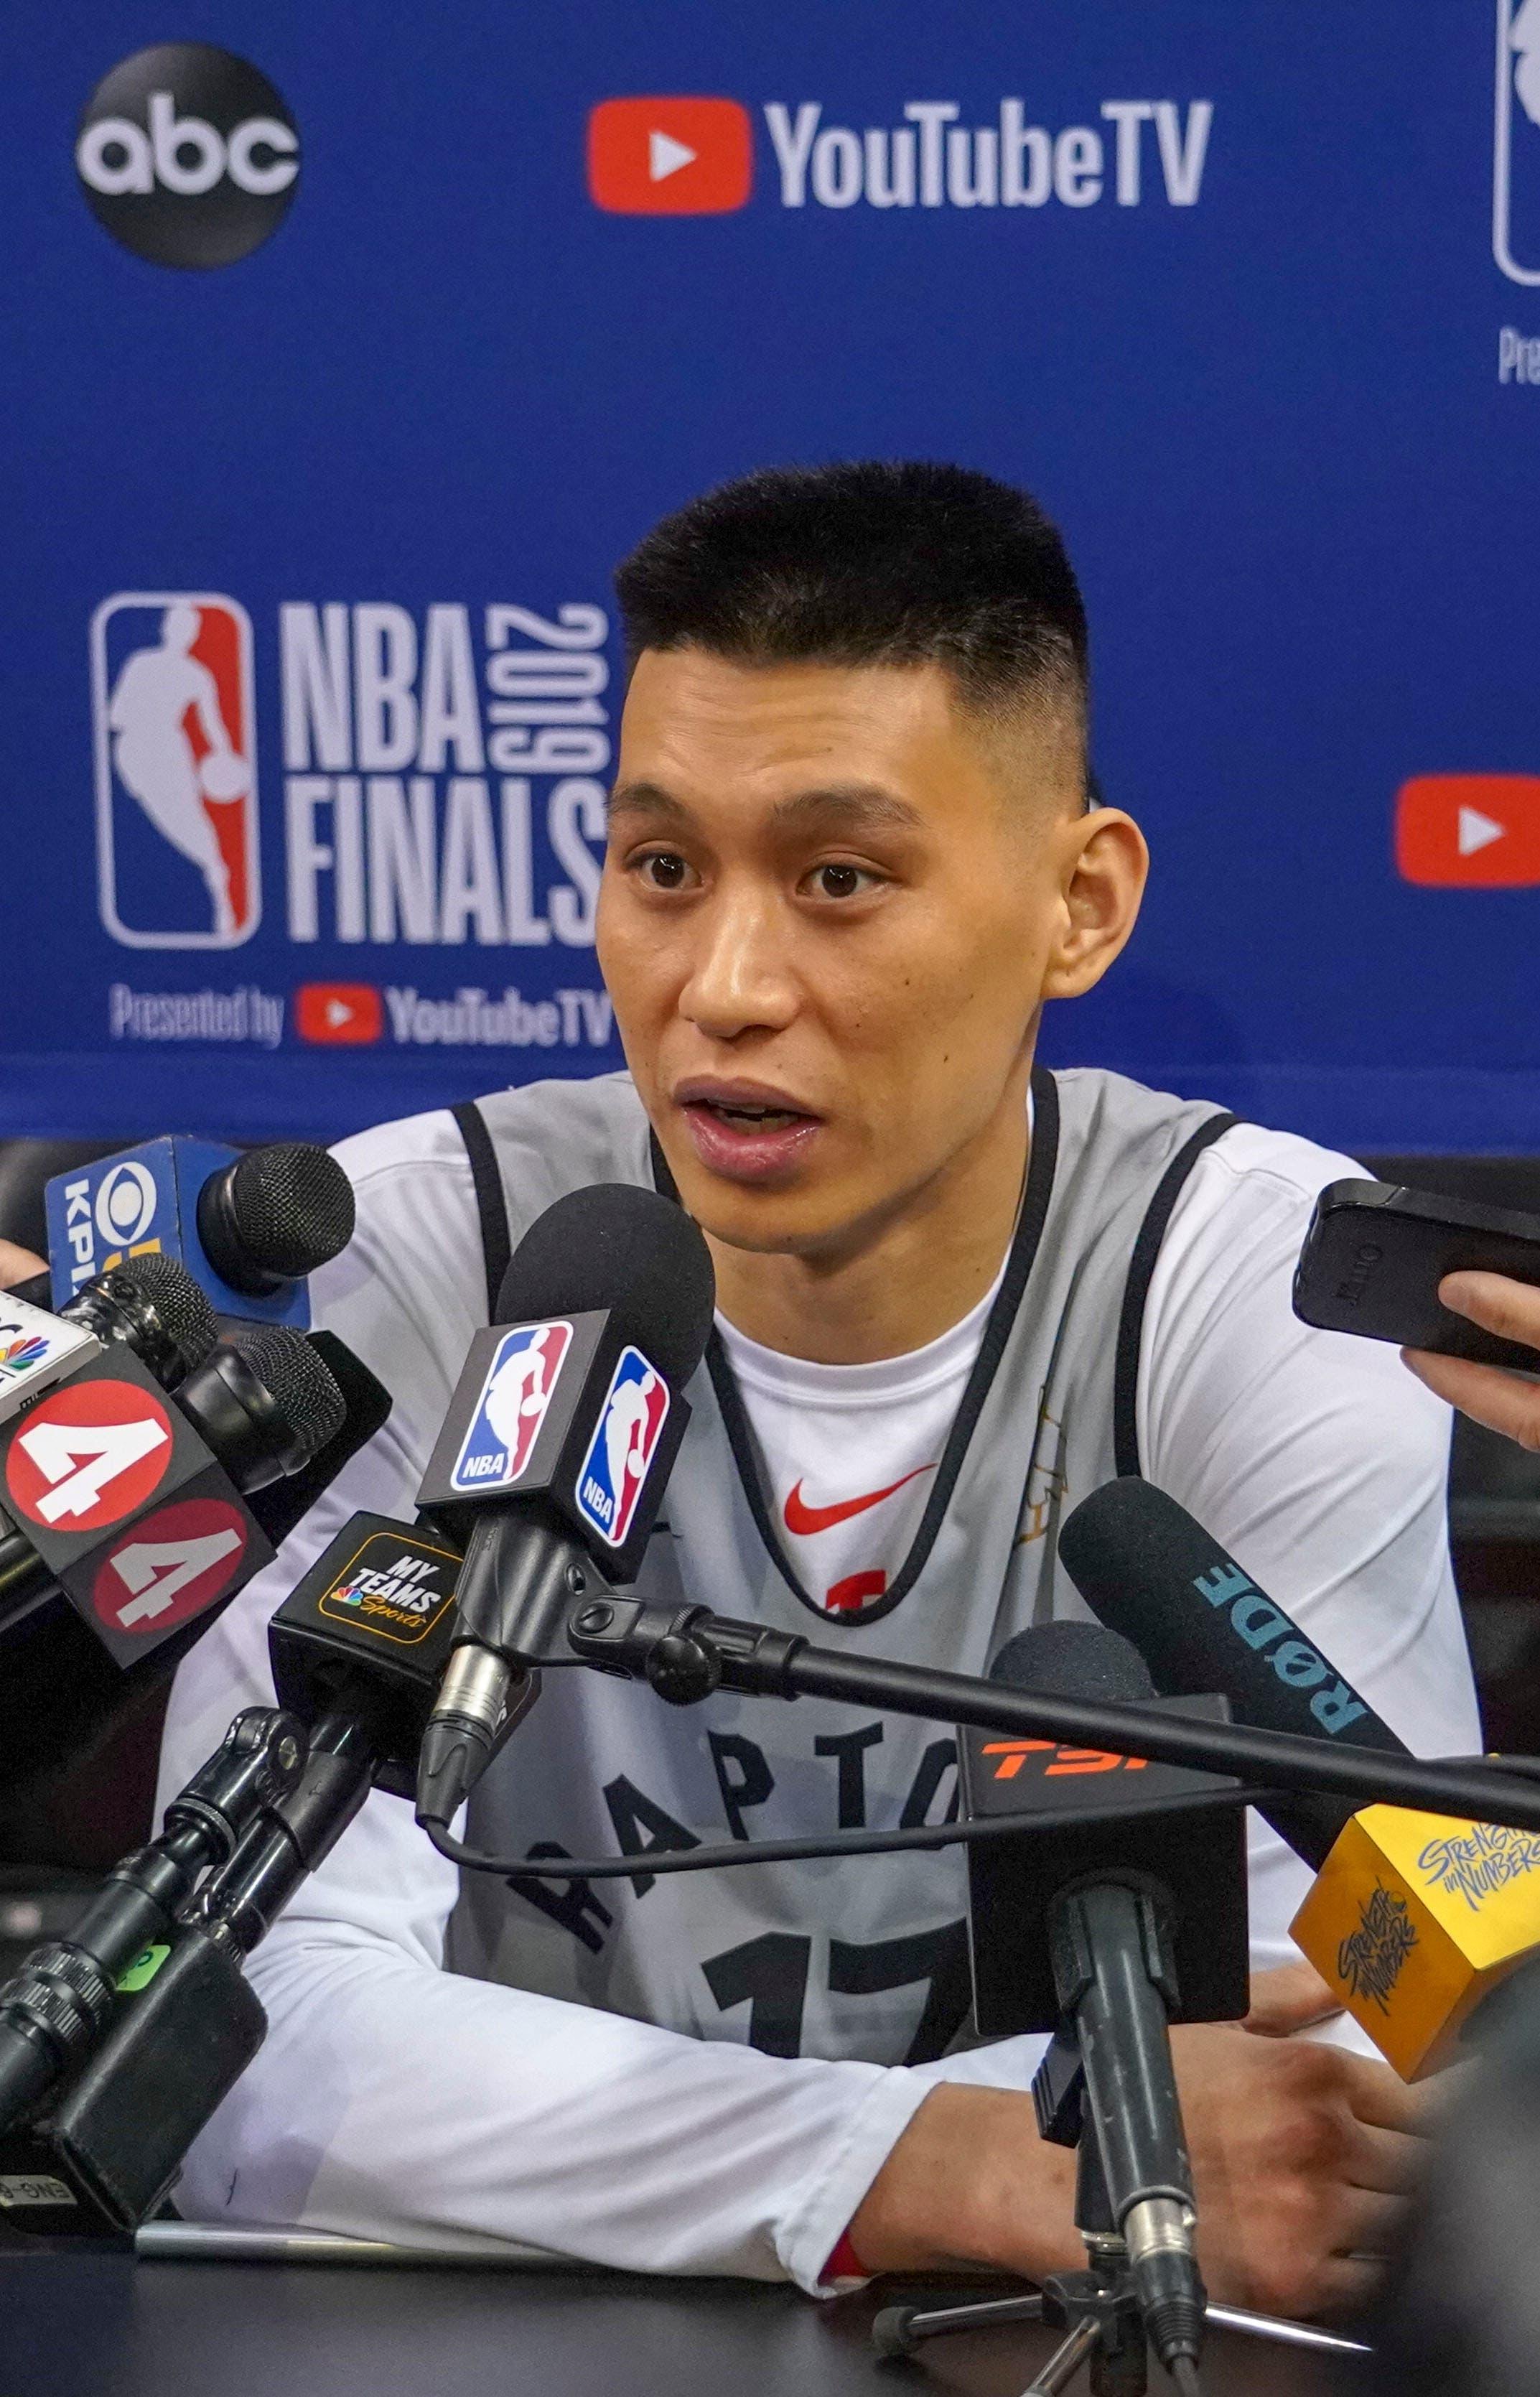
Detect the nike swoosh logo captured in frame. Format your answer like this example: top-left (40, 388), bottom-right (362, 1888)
top-left (783, 1465), bottom-right (935, 1537)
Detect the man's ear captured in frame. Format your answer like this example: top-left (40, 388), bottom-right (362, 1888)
top-left (1040, 809), bottom-right (1149, 1000)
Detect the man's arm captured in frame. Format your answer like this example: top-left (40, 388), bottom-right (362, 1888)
top-left (159, 1127), bottom-right (933, 2289)
top-left (852, 1127), bottom-right (1471, 2316)
top-left (162, 1501), bottom-right (927, 2284)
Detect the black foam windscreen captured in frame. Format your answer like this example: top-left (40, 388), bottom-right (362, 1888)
top-left (221, 1321), bottom-right (347, 1458)
top-left (495, 1183), bottom-right (716, 1393)
top-left (1058, 1476), bottom-right (1406, 1871)
top-left (990, 1617), bottom-right (1157, 1705)
top-left (244, 1331), bottom-right (393, 1550)
top-left (105, 1253), bottom-right (218, 1374)
top-left (226, 1145), bottom-right (357, 1278)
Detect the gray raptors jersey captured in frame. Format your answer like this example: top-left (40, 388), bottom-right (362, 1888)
top-left (447, 1066), bottom-right (1230, 2068)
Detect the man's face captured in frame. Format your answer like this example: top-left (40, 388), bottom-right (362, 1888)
top-left (597, 647), bottom-right (1103, 1260)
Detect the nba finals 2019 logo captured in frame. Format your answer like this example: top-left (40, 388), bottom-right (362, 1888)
top-left (91, 593), bottom-right (261, 949)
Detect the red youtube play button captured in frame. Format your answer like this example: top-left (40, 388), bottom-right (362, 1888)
top-left (587, 97), bottom-right (753, 215)
top-left (295, 983), bottom-right (383, 1044)
top-left (1395, 776), bottom-right (1540, 888)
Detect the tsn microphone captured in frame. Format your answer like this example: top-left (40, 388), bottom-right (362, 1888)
top-left (961, 1620), bottom-right (1249, 2380)
top-left (1059, 1476), bottom-right (1540, 2080)
top-left (44, 1137), bottom-right (356, 1328)
top-left (414, 1183), bottom-right (716, 1827)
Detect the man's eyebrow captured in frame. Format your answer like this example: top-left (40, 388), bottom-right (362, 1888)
top-left (768, 784), bottom-right (924, 834)
top-left (605, 781), bottom-right (925, 834)
top-left (606, 781), bottom-right (689, 825)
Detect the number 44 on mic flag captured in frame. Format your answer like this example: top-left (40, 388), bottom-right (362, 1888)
top-left (0, 1346), bottom-right (272, 1665)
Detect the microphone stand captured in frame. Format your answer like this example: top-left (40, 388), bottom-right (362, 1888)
top-left (560, 1595), bottom-right (1540, 1835)
top-left (873, 2033), bottom-right (1195, 2397)
top-left (564, 1595), bottom-right (1215, 2396)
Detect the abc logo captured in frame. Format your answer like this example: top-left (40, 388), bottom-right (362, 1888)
top-left (76, 45), bottom-right (299, 269)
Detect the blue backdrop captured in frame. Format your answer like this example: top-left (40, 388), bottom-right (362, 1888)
top-left (4, 4), bottom-right (1536, 1153)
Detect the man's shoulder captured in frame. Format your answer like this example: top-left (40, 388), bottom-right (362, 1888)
top-left (332, 1070), bottom-right (648, 1198)
top-left (1052, 1067), bottom-right (1360, 1222)
top-left (1191, 1118), bottom-right (1365, 1225)
top-left (309, 1074), bottom-right (647, 1430)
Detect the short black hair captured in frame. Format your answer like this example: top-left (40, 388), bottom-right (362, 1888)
top-left (614, 460), bottom-right (1088, 744)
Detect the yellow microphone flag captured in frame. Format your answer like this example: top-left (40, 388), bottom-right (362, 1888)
top-left (1290, 1803), bottom-right (1540, 2080)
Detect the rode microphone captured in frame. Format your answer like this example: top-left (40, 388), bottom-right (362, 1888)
top-left (1058, 1476), bottom-right (1404, 1871)
top-left (414, 1183), bottom-right (715, 1827)
top-left (1058, 1477), bottom-right (1540, 2080)
top-left (962, 1621), bottom-right (1248, 2381)
top-left (44, 1138), bottom-right (356, 1329)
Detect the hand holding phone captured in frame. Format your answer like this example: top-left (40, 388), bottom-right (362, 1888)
top-left (1403, 1272), bottom-right (1540, 1451)
top-left (1294, 1181), bottom-right (1540, 1369)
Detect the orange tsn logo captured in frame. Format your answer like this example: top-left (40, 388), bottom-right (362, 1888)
top-left (983, 1739), bottom-right (1150, 1782)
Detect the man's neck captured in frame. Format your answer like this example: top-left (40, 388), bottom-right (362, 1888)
top-left (706, 1065), bottom-right (1033, 1366)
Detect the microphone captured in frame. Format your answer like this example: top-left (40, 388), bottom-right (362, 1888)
top-left (414, 1183), bottom-right (715, 1827)
top-left (0, 1705), bottom-right (307, 2141)
top-left (961, 1619), bottom-right (1249, 2380)
top-left (43, 1138), bottom-right (356, 1329)
top-left (0, 1252), bottom-right (219, 1433)
top-left (0, 1324), bottom-right (342, 1697)
top-left (0, 1506), bottom-right (465, 2237)
top-left (1058, 1476), bottom-right (1404, 1871)
top-left (0, 1326), bottom-right (382, 1807)
top-left (48, 1252), bottom-right (218, 1394)
top-left (1058, 1478), bottom-right (1540, 2079)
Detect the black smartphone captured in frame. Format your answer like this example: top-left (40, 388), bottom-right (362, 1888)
top-left (1293, 1181), bottom-right (1540, 1369)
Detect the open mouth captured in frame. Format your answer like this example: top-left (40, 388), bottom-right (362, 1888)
top-left (673, 1082), bottom-right (824, 1184)
top-left (694, 1099), bottom-right (808, 1133)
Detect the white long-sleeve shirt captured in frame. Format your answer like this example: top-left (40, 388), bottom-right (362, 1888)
top-left (157, 1094), bottom-right (1479, 2288)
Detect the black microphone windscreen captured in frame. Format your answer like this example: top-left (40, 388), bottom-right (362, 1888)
top-left (1058, 1478), bottom-right (1404, 1750)
top-left (1058, 1477), bottom-right (1405, 1872)
top-left (495, 1184), bottom-right (716, 1392)
top-left (227, 1145), bottom-right (357, 1279)
top-left (106, 1252), bottom-right (218, 1371)
top-left (223, 1321), bottom-right (347, 1458)
top-left (989, 1619), bottom-right (1157, 1705)
top-left (244, 1332), bottom-right (392, 1550)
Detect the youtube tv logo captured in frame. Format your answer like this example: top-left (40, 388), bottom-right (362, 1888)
top-left (1395, 776), bottom-right (1540, 889)
top-left (295, 983), bottom-right (383, 1044)
top-left (587, 97), bottom-right (752, 214)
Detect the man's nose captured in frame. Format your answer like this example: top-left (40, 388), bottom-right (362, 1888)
top-left (678, 881), bottom-right (799, 1042)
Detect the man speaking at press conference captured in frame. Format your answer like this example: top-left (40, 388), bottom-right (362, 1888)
top-left (158, 463), bottom-right (1477, 2319)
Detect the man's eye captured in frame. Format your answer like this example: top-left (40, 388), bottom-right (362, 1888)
top-left (635, 850), bottom-right (692, 891)
top-left (806, 862), bottom-right (877, 901)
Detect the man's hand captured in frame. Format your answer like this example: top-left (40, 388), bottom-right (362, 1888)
top-left (1403, 1270), bottom-right (1540, 1451)
top-left (0, 1239), bottom-right (44, 1290)
top-left (846, 1964), bottom-right (1424, 2320)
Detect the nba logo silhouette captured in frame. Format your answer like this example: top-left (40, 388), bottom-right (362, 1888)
top-left (1495, 0), bottom-right (1540, 281)
top-left (91, 592), bottom-right (261, 948)
top-left (574, 1346), bottom-right (670, 1548)
top-left (449, 1321), bottom-right (574, 1497)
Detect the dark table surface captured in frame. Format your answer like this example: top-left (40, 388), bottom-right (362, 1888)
top-left (0, 2253), bottom-right (1371, 2397)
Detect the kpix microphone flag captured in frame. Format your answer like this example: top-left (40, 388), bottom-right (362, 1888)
top-left (45, 1137), bottom-right (355, 1328)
